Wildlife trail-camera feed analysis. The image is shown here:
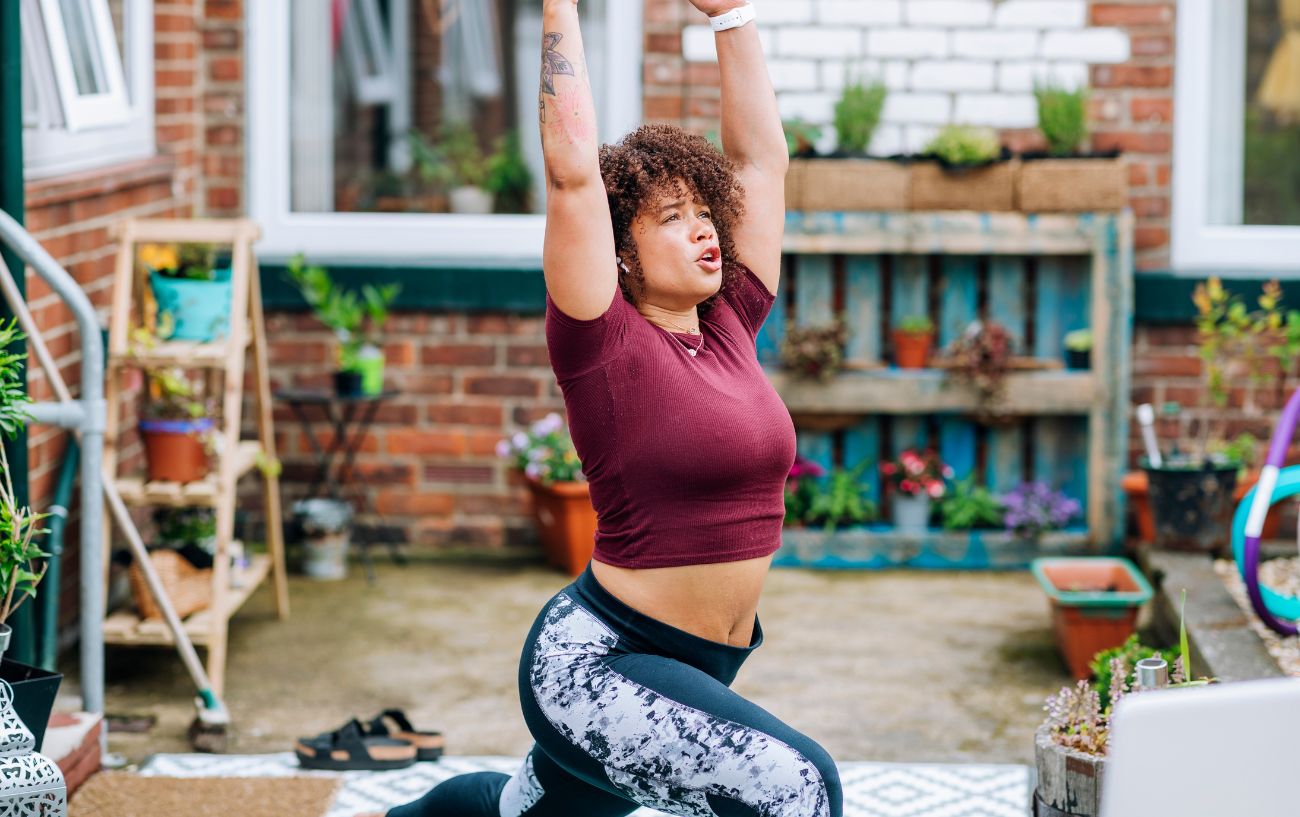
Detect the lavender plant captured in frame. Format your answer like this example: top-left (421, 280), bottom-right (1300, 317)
top-left (496, 413), bottom-right (585, 484)
top-left (1001, 481), bottom-right (1080, 540)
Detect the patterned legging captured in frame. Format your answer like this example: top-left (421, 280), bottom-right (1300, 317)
top-left (388, 566), bottom-right (842, 817)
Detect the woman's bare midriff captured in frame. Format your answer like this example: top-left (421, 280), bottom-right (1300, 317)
top-left (590, 553), bottom-right (774, 647)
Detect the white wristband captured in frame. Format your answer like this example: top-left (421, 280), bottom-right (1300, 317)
top-left (709, 3), bottom-right (756, 33)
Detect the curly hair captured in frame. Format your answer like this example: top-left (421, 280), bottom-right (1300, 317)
top-left (598, 124), bottom-right (746, 314)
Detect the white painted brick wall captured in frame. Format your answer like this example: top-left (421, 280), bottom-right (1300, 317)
top-left (993, 0), bottom-right (1086, 29)
top-left (818, 0), bottom-right (902, 26)
top-left (768, 59), bottom-right (820, 92)
top-left (952, 30), bottom-right (1039, 60)
top-left (1041, 29), bottom-right (1131, 63)
top-left (998, 61), bottom-right (1089, 92)
top-left (906, 0), bottom-right (993, 28)
top-left (954, 93), bottom-right (1039, 128)
top-left (678, 0), bottom-right (1137, 153)
top-left (911, 60), bottom-right (996, 93)
top-left (778, 27), bottom-right (865, 58)
top-left (866, 28), bottom-right (950, 59)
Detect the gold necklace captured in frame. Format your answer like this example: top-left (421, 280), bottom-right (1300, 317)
top-left (654, 317), bottom-right (705, 357)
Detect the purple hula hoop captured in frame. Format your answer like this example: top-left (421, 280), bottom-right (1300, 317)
top-left (1242, 386), bottom-right (1300, 636)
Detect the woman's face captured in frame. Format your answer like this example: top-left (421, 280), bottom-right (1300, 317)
top-left (626, 182), bottom-right (723, 308)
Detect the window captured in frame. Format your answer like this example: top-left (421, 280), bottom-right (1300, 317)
top-left (248, 0), bottom-right (644, 264)
top-left (1172, 0), bottom-right (1300, 270)
top-left (22, 0), bottom-right (155, 179)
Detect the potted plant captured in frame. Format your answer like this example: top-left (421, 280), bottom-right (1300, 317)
top-left (1142, 279), bottom-right (1288, 553)
top-left (803, 462), bottom-right (878, 534)
top-left (284, 255), bottom-right (401, 397)
top-left (0, 320), bottom-right (63, 752)
top-left (1030, 556), bottom-right (1151, 681)
top-left (1002, 481), bottom-right (1081, 543)
top-left (937, 475), bottom-right (1005, 531)
top-left (484, 130), bottom-right (534, 214)
top-left (892, 315), bottom-right (934, 369)
top-left (405, 130), bottom-right (455, 213)
top-left (1032, 599), bottom-right (1208, 817)
top-left (940, 319), bottom-right (1014, 421)
top-left (911, 124), bottom-right (1016, 212)
top-left (139, 242), bottom-right (234, 342)
top-left (880, 449), bottom-right (951, 532)
top-left (1064, 328), bottom-right (1092, 369)
top-left (138, 365), bottom-right (219, 484)
top-left (779, 318), bottom-right (848, 382)
top-left (1018, 80), bottom-right (1126, 213)
top-left (440, 122), bottom-right (494, 215)
top-left (497, 413), bottom-right (595, 576)
top-left (790, 71), bottom-right (906, 212)
top-left (783, 455), bottom-right (826, 527)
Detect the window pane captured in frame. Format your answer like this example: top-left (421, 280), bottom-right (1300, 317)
top-left (1242, 0), bottom-right (1300, 226)
top-left (58, 0), bottom-right (109, 95)
top-left (289, 0), bottom-right (607, 215)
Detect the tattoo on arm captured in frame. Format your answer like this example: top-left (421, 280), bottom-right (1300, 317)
top-left (538, 30), bottom-right (594, 145)
top-left (540, 31), bottom-right (574, 124)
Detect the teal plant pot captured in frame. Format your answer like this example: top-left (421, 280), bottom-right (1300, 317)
top-left (893, 493), bottom-right (932, 532)
top-left (149, 267), bottom-right (233, 341)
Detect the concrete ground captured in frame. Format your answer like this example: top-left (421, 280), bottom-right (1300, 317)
top-left (69, 557), bottom-right (1078, 767)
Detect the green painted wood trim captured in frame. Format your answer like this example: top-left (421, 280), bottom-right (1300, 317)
top-left (1134, 271), bottom-right (1300, 324)
top-left (0, 2), bottom-right (29, 514)
top-left (259, 263), bottom-right (547, 313)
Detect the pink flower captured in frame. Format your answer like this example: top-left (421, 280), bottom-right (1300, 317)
top-left (880, 462), bottom-right (896, 475)
top-left (900, 479), bottom-right (917, 494)
top-left (907, 460), bottom-right (924, 475)
top-left (928, 482), bottom-right (944, 498)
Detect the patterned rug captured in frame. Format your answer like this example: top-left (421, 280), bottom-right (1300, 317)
top-left (141, 753), bottom-right (1031, 817)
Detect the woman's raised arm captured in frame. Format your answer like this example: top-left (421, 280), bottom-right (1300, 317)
top-left (692, 0), bottom-right (787, 295)
top-left (539, 0), bottom-right (617, 320)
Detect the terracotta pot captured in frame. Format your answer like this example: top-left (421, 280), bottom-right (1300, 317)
top-left (525, 477), bottom-right (598, 576)
top-left (1031, 557), bottom-right (1153, 681)
top-left (139, 418), bottom-right (212, 483)
top-left (892, 330), bottom-right (933, 369)
top-left (1233, 470), bottom-right (1284, 540)
top-left (1121, 471), bottom-right (1156, 543)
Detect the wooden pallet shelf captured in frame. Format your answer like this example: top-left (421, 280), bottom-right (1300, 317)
top-left (765, 209), bottom-right (1133, 559)
top-left (769, 369), bottom-right (1098, 416)
top-left (109, 335), bottom-right (252, 370)
top-left (114, 440), bottom-right (263, 507)
top-left (774, 527), bottom-right (1093, 570)
top-left (103, 554), bottom-right (272, 647)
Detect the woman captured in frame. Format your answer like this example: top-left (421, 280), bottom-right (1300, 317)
top-left (384, 1), bottom-right (841, 814)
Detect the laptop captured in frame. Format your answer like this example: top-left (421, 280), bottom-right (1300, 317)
top-left (1100, 677), bottom-right (1300, 816)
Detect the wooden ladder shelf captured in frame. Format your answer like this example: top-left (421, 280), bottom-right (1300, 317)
top-left (102, 218), bottom-right (289, 695)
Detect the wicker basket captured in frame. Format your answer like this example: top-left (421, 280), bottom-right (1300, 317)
top-left (128, 549), bottom-right (212, 620)
top-left (909, 159), bottom-right (1018, 211)
top-left (1017, 156), bottom-right (1127, 212)
top-left (789, 158), bottom-right (910, 211)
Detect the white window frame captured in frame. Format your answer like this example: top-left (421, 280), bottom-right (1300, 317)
top-left (23, 0), bottom-right (155, 179)
top-left (1171, 0), bottom-right (1300, 271)
top-left (38, 0), bottom-right (131, 130)
top-left (248, 0), bottom-right (645, 265)
top-left (340, 0), bottom-right (396, 105)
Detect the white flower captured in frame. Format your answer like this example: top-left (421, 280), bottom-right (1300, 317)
top-left (511, 432), bottom-right (528, 449)
top-left (535, 413), bottom-right (564, 435)
top-left (495, 439), bottom-right (512, 458)
top-left (524, 462), bottom-right (542, 479)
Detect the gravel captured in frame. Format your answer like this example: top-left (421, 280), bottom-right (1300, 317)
top-left (1214, 557), bottom-right (1300, 677)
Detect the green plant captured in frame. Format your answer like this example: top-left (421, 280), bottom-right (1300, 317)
top-left (784, 456), bottom-right (825, 526)
top-left (833, 70), bottom-right (887, 155)
top-left (895, 315), bottom-right (934, 336)
top-left (783, 118), bottom-right (822, 157)
top-left (140, 366), bottom-right (216, 422)
top-left (440, 122), bottom-right (491, 188)
top-left (1089, 635), bottom-right (1179, 712)
top-left (153, 507), bottom-right (217, 548)
top-left (496, 413), bottom-right (585, 484)
top-left (1034, 81), bottom-right (1089, 156)
top-left (0, 322), bottom-right (48, 625)
top-left (937, 475), bottom-right (1004, 530)
top-left (779, 318), bottom-right (848, 382)
top-left (408, 130), bottom-right (455, 192)
top-left (925, 124), bottom-right (1001, 167)
top-left (285, 255), bottom-right (401, 372)
top-left (139, 242), bottom-right (222, 281)
top-left (944, 319), bottom-right (1014, 418)
top-left (805, 462), bottom-right (878, 533)
top-left (484, 130), bottom-right (534, 214)
top-left (1063, 328), bottom-right (1093, 352)
top-left (1190, 277), bottom-right (1299, 463)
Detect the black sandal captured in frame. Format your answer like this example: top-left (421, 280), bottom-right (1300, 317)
top-left (294, 718), bottom-right (417, 771)
top-left (367, 709), bottom-right (445, 762)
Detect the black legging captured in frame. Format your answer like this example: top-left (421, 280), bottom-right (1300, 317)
top-left (388, 566), bottom-right (842, 817)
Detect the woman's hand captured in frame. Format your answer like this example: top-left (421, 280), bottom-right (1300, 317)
top-left (688, 0), bottom-right (750, 17)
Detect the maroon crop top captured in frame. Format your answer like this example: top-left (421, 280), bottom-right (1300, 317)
top-left (544, 260), bottom-right (797, 569)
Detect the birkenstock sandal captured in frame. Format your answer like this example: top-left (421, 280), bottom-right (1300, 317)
top-left (367, 709), bottom-right (445, 762)
top-left (294, 718), bottom-right (417, 771)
